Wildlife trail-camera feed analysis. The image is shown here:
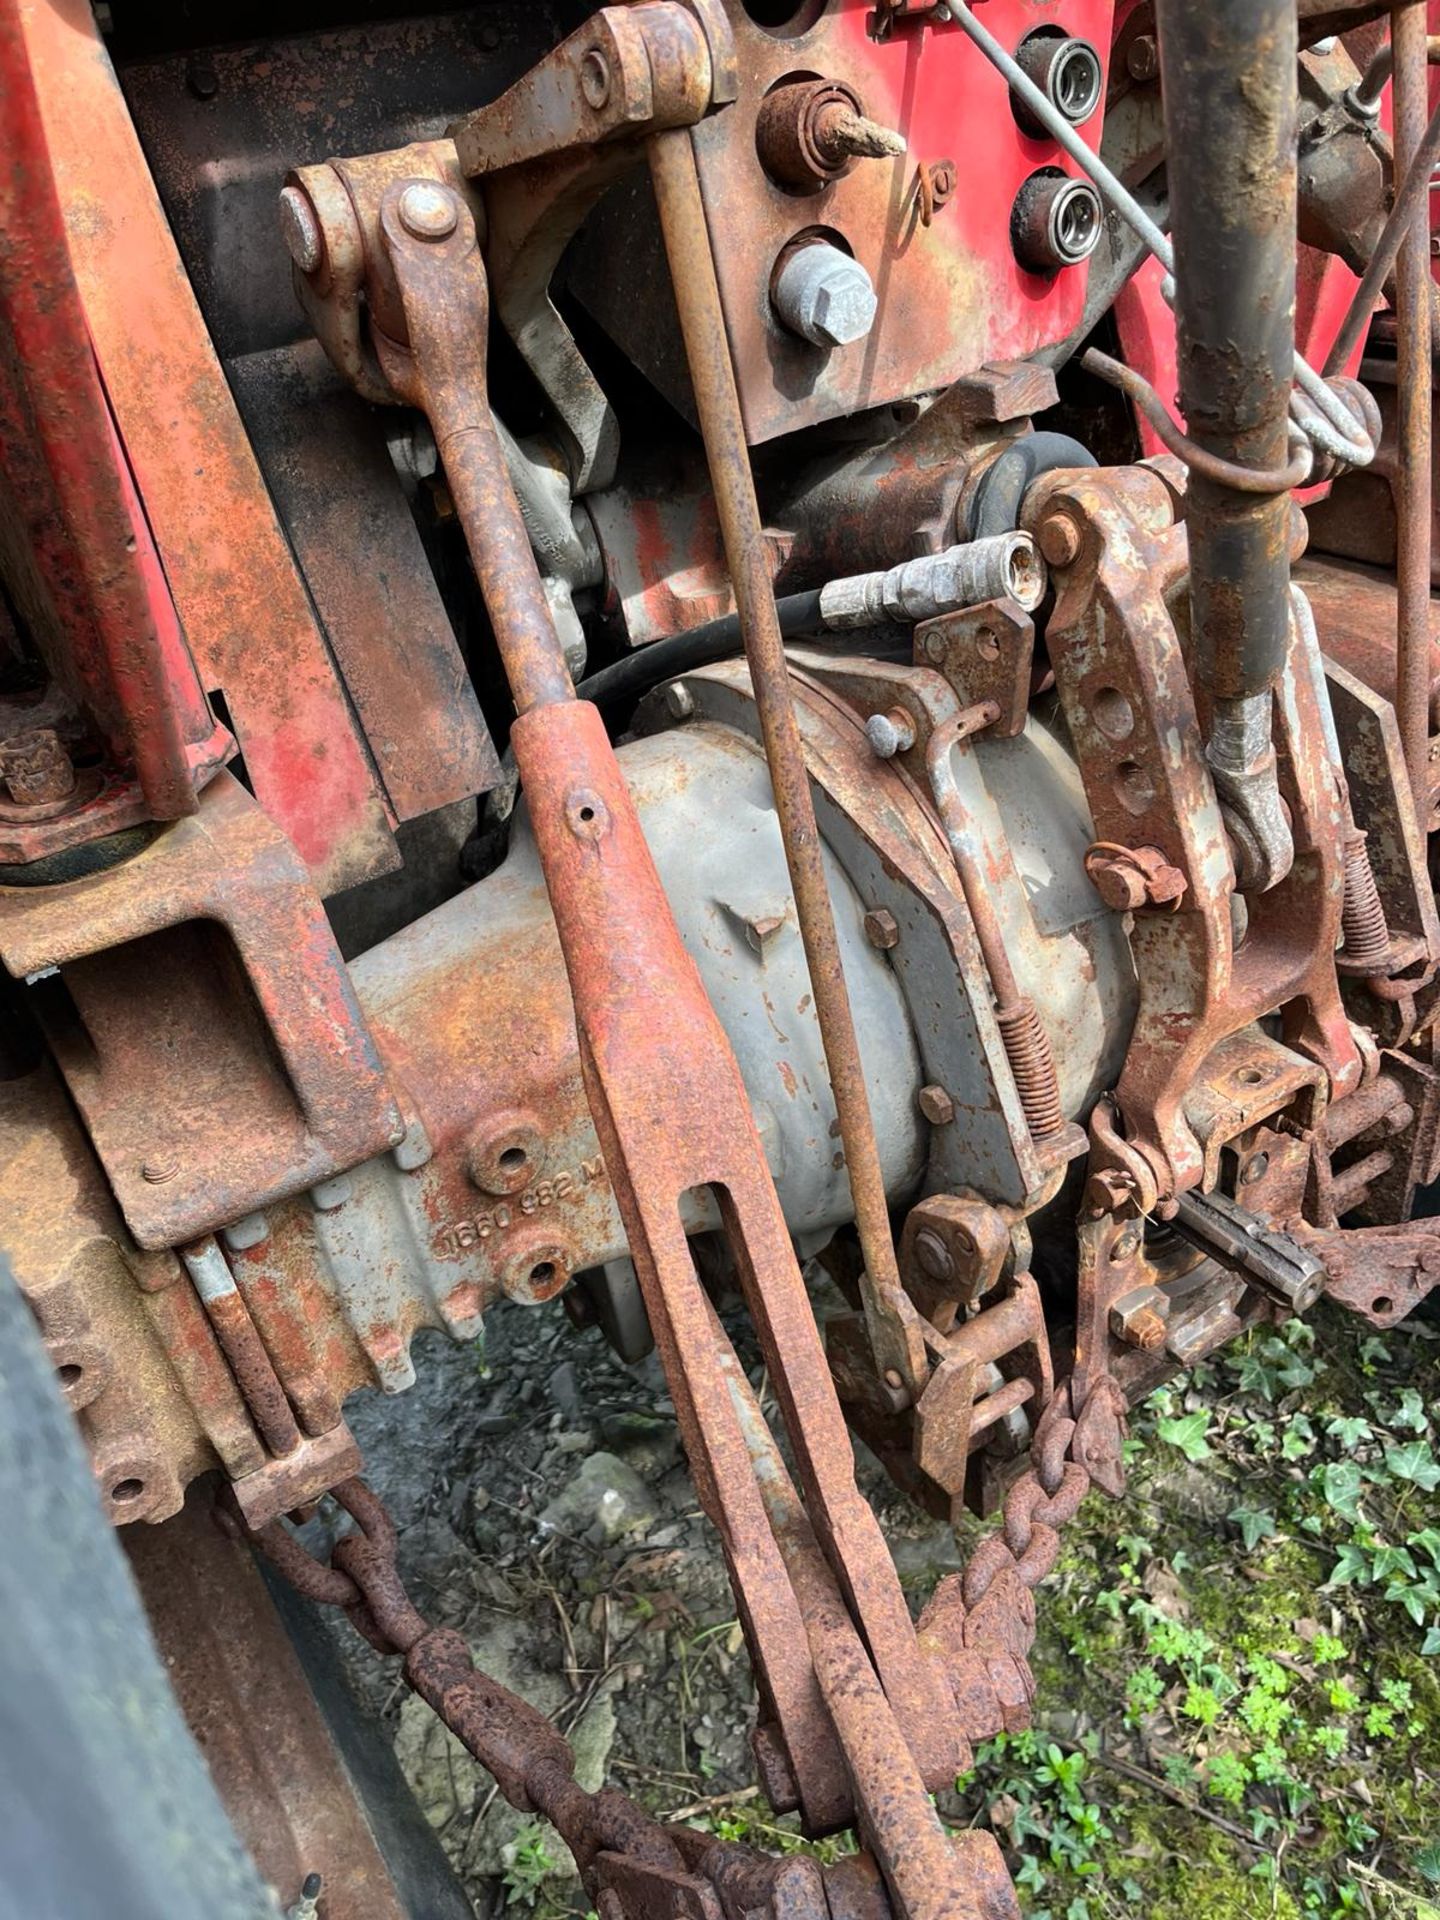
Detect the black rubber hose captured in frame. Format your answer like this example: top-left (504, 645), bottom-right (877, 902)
top-left (575, 589), bottom-right (825, 711)
top-left (966, 431), bottom-right (1098, 541)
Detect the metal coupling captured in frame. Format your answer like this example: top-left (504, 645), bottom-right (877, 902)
top-left (771, 241), bottom-right (878, 349)
top-left (819, 533), bottom-right (1046, 630)
top-left (1012, 30), bottom-right (1104, 135)
top-left (1011, 170), bottom-right (1103, 274)
top-left (1207, 693), bottom-right (1294, 893)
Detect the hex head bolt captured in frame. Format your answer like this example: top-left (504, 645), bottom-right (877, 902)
top-left (771, 241), bottom-right (878, 349)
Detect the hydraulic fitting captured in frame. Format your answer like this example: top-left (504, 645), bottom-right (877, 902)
top-left (1010, 171), bottom-right (1103, 274)
top-left (1012, 30), bottom-right (1105, 136)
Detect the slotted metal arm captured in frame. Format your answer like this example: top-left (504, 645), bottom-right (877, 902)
top-left (366, 178), bottom-right (998, 1916)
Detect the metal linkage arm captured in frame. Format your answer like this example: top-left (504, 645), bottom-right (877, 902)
top-left (364, 177), bottom-right (988, 1915)
top-left (647, 126), bottom-right (931, 1401)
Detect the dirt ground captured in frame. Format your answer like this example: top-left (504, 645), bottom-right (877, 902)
top-left (320, 1283), bottom-right (1440, 1920)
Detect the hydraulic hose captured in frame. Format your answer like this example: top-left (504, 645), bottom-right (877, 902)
top-left (967, 432), bottom-right (1097, 540)
top-left (575, 591), bottom-right (825, 711)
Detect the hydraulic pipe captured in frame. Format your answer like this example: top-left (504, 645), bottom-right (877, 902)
top-left (1156, 0), bottom-right (1299, 706)
top-left (1155, 0), bottom-right (1300, 892)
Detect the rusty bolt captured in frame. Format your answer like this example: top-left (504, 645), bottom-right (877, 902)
top-left (1084, 842), bottom-right (1187, 912)
top-left (883, 1368), bottom-right (904, 1390)
top-left (918, 1083), bottom-right (955, 1125)
top-left (865, 707), bottom-right (917, 758)
top-left (1110, 1223), bottom-right (1142, 1263)
top-left (1038, 512), bottom-right (1082, 568)
top-left (1085, 849), bottom-right (1148, 912)
top-left (1084, 1167), bottom-right (1136, 1218)
top-left (864, 907), bottom-right (900, 950)
top-left (745, 913), bottom-right (787, 954)
top-left (928, 158), bottom-right (957, 207)
top-left (913, 1227), bottom-right (955, 1284)
top-left (141, 1157), bottom-right (180, 1185)
top-left (0, 727), bottom-right (75, 807)
top-left (1126, 33), bottom-right (1160, 82)
top-left (580, 46), bottom-right (612, 108)
top-left (398, 182), bottom-right (458, 241)
top-left (1109, 1285), bottom-right (1169, 1351)
top-left (278, 185), bottom-right (323, 275)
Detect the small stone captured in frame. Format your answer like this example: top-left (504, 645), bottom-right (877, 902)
top-left (599, 1410), bottom-right (682, 1478)
top-left (549, 1361), bottom-right (582, 1419)
top-left (538, 1451), bottom-right (660, 1544)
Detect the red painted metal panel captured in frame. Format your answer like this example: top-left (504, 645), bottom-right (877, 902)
top-left (0, 0), bottom-right (230, 862)
top-left (17, 0), bottom-right (399, 895)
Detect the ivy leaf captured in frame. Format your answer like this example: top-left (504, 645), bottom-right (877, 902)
top-left (1157, 1411), bottom-right (1213, 1463)
top-left (1230, 1505), bottom-right (1278, 1553)
top-left (1385, 1580), bottom-right (1428, 1626)
top-left (1385, 1442), bottom-right (1440, 1492)
top-left (1423, 1627), bottom-right (1440, 1658)
top-left (1389, 1388), bottom-right (1429, 1434)
top-left (1281, 1415), bottom-right (1316, 1461)
top-left (1326, 1415), bottom-right (1372, 1449)
top-left (1327, 1542), bottom-right (1374, 1588)
top-left (1321, 1459), bottom-right (1365, 1521)
top-left (1408, 1528), bottom-right (1440, 1569)
top-left (1371, 1544), bottom-right (1419, 1583)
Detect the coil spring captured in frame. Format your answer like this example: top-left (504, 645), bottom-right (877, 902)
top-left (1341, 834), bottom-right (1392, 970)
top-left (996, 1000), bottom-right (1064, 1140)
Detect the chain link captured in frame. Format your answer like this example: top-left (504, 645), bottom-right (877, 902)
top-left (919, 1375), bottom-right (1128, 1744)
top-left (235, 1478), bottom-right (828, 1918)
top-left (235, 1374), bottom-right (1127, 1914)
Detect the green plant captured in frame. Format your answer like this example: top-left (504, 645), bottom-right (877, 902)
top-left (502, 1824), bottom-right (562, 1909)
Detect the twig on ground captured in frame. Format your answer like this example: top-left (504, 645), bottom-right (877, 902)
top-left (661, 1785), bottom-right (762, 1822)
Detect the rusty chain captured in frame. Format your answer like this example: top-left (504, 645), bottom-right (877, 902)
top-left (231, 1370), bottom-right (1127, 1917)
top-left (233, 1478), bottom-right (849, 1919)
top-left (918, 1375), bottom-right (1129, 1743)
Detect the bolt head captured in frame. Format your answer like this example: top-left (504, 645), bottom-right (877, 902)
top-left (774, 243), bottom-right (877, 350)
top-left (278, 185), bottom-right (323, 275)
top-left (918, 1084), bottom-right (955, 1126)
top-left (913, 1227), bottom-right (955, 1284)
top-left (1125, 33), bottom-right (1159, 82)
top-left (141, 1158), bottom-right (180, 1185)
top-left (745, 913), bottom-right (787, 954)
top-left (580, 46), bottom-right (612, 108)
top-left (864, 907), bottom-right (900, 950)
top-left (398, 181), bottom-right (458, 241)
top-left (1038, 512), bottom-right (1082, 567)
top-left (1085, 849), bottom-right (1148, 912)
top-left (865, 707), bottom-right (915, 759)
top-left (1109, 1288), bottom-right (1168, 1351)
top-left (664, 682), bottom-right (695, 722)
top-left (810, 265), bottom-right (878, 347)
